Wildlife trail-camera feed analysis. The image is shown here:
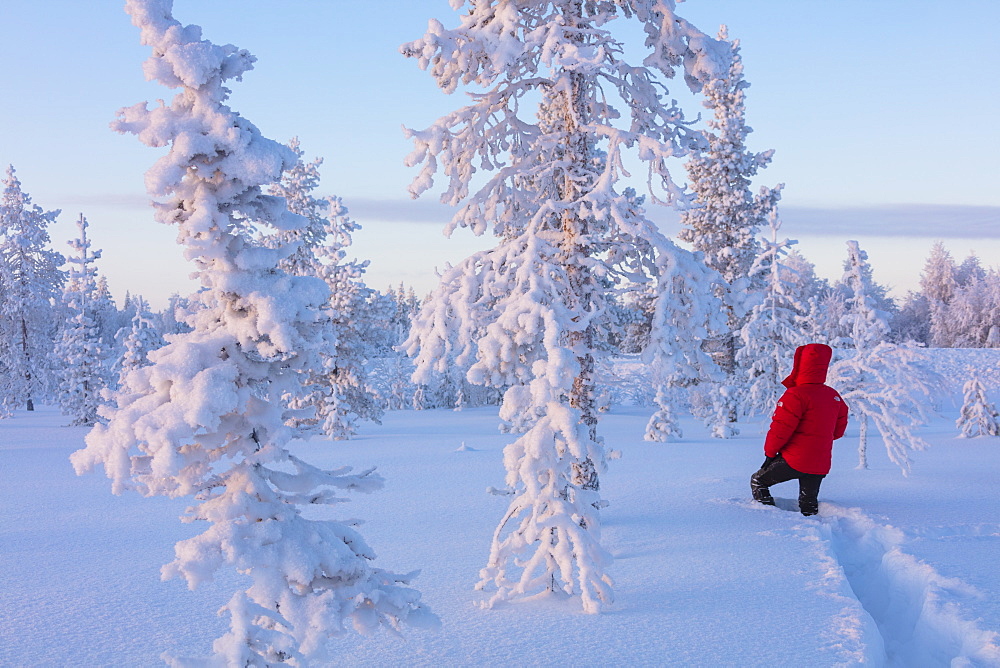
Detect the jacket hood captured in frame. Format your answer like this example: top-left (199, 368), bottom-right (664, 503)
top-left (782, 343), bottom-right (833, 388)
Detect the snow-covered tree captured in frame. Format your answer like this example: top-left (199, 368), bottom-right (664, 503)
top-left (735, 214), bottom-right (808, 418)
top-left (71, 2), bottom-right (435, 663)
top-left (955, 252), bottom-right (987, 288)
top-left (956, 369), bottom-right (1000, 438)
top-left (676, 29), bottom-right (782, 435)
top-left (0, 165), bottom-right (65, 414)
top-left (114, 295), bottom-right (164, 388)
top-left (403, 0), bottom-right (729, 612)
top-left (267, 137), bottom-right (329, 277)
top-left (54, 215), bottom-right (108, 426)
top-left (830, 241), bottom-right (934, 474)
top-left (677, 30), bottom-right (781, 286)
top-left (782, 249), bottom-right (827, 303)
top-left (890, 290), bottom-right (931, 345)
top-left (154, 292), bottom-right (195, 336)
top-left (922, 241), bottom-right (958, 347)
top-left (267, 139), bottom-right (385, 439)
top-left (642, 244), bottom-right (727, 441)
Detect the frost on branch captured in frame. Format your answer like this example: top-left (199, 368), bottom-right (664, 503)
top-left (403, 1), bottom-right (729, 612)
top-left (70, 1), bottom-right (435, 663)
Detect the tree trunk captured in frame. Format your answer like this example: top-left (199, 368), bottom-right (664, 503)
top-left (555, 34), bottom-right (601, 492)
top-left (20, 316), bottom-right (33, 411)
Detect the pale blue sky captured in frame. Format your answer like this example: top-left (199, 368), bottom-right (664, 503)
top-left (2, 1), bottom-right (998, 306)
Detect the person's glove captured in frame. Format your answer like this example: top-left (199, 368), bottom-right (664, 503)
top-left (762, 455), bottom-right (777, 469)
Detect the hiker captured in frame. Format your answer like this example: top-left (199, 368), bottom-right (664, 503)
top-left (751, 343), bottom-right (849, 516)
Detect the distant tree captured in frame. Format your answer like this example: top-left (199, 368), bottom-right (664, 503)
top-left (54, 215), bottom-right (108, 426)
top-left (114, 295), bottom-right (164, 388)
top-left (955, 252), bottom-right (986, 288)
top-left (890, 291), bottom-right (931, 345)
top-left (154, 292), bottom-right (195, 336)
top-left (72, 2), bottom-right (435, 663)
top-left (403, 0), bottom-right (729, 612)
top-left (267, 138), bottom-right (385, 439)
top-left (0, 165), bottom-right (64, 414)
top-left (921, 242), bottom-right (958, 304)
top-left (956, 370), bottom-right (1000, 438)
top-left (921, 241), bottom-right (958, 347)
top-left (642, 243), bottom-right (727, 442)
top-left (676, 29), bottom-right (782, 435)
top-left (267, 137), bottom-right (329, 276)
top-left (782, 249), bottom-right (827, 303)
top-left (735, 214), bottom-right (808, 418)
top-left (830, 241), bottom-right (934, 474)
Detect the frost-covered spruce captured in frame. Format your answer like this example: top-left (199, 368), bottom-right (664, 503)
top-left (956, 370), bottom-right (1000, 438)
top-left (266, 138), bottom-right (385, 439)
top-left (829, 241), bottom-right (935, 474)
top-left (643, 242), bottom-right (728, 442)
top-left (0, 165), bottom-right (64, 414)
top-left (676, 30), bottom-right (782, 435)
top-left (921, 241), bottom-right (958, 347)
top-left (735, 213), bottom-right (808, 419)
top-left (54, 215), bottom-right (108, 426)
top-left (114, 295), bottom-right (164, 388)
top-left (403, 0), bottom-right (729, 612)
top-left (70, 1), bottom-right (435, 663)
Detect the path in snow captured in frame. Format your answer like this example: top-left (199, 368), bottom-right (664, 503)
top-left (813, 503), bottom-right (1000, 667)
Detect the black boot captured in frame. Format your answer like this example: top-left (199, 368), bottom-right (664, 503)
top-left (750, 473), bottom-right (775, 506)
top-left (797, 473), bottom-right (824, 516)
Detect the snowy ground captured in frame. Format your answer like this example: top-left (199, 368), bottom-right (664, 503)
top-left (2, 396), bottom-right (1000, 666)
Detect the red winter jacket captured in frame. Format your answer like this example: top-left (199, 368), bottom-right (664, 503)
top-left (763, 343), bottom-right (849, 475)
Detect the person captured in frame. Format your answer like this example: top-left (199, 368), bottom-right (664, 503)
top-left (751, 343), bottom-right (849, 516)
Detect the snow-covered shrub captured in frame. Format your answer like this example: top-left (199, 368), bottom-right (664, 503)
top-left (956, 370), bottom-right (1000, 438)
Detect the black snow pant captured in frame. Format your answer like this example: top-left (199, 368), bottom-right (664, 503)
top-left (750, 454), bottom-right (825, 516)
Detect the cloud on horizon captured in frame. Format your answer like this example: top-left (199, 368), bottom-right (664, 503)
top-left (63, 194), bottom-right (1000, 240)
top-left (347, 199), bottom-right (1000, 240)
top-left (779, 204), bottom-right (1000, 239)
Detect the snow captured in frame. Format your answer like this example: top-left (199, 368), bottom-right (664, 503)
top-left (3, 386), bottom-right (999, 666)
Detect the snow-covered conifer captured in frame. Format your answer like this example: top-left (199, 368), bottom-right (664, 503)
top-left (921, 241), bottom-right (958, 347)
top-left (735, 214), bottom-right (808, 418)
top-left (678, 30), bottom-right (781, 288)
top-left (676, 29), bottom-right (782, 435)
top-left (643, 243), bottom-right (728, 441)
top-left (266, 139), bottom-right (385, 439)
top-left (830, 241), bottom-right (934, 474)
top-left (403, 0), bottom-right (729, 611)
top-left (71, 2), bottom-right (435, 662)
top-left (115, 295), bottom-right (164, 387)
top-left (956, 253), bottom-right (987, 287)
top-left (0, 165), bottom-right (65, 414)
top-left (891, 291), bottom-right (931, 345)
top-left (956, 370), bottom-right (1000, 438)
top-left (54, 215), bottom-right (108, 426)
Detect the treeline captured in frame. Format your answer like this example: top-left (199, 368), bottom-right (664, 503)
top-left (0, 159), bottom-right (496, 425)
